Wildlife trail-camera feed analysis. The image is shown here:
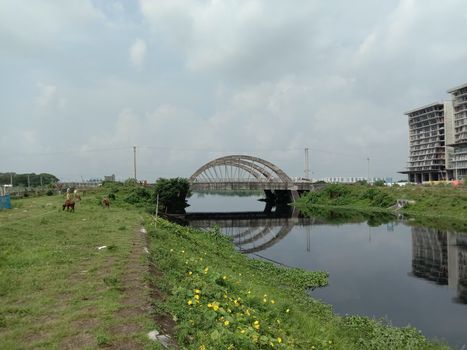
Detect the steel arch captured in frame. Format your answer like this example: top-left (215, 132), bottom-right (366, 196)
top-left (189, 155), bottom-right (292, 183)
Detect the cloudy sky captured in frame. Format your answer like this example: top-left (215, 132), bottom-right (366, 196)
top-left (1, 0), bottom-right (467, 181)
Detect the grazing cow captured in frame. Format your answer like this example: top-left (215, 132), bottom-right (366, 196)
top-left (74, 189), bottom-right (81, 201)
top-left (101, 197), bottom-right (110, 208)
top-left (62, 199), bottom-right (75, 212)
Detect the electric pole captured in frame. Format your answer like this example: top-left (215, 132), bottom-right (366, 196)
top-left (304, 148), bottom-right (310, 180)
top-left (10, 173), bottom-right (13, 186)
top-left (133, 146), bottom-right (137, 180)
top-left (27, 174), bottom-right (30, 189)
top-left (367, 157), bottom-right (370, 183)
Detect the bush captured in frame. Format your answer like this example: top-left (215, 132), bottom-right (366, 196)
top-left (124, 187), bottom-right (151, 206)
top-left (154, 178), bottom-right (191, 213)
top-left (46, 190), bottom-right (54, 196)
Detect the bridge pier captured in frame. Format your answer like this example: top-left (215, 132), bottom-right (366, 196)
top-left (263, 189), bottom-right (301, 206)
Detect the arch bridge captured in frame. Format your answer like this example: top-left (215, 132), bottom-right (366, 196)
top-left (189, 155), bottom-right (324, 203)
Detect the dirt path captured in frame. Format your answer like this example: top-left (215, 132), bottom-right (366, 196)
top-left (109, 227), bottom-right (151, 349)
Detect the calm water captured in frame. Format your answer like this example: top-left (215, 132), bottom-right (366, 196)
top-left (187, 193), bottom-right (467, 349)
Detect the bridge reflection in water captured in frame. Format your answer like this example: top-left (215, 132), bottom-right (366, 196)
top-left (411, 227), bottom-right (467, 304)
top-left (187, 209), bottom-right (467, 306)
top-left (186, 210), bottom-right (321, 255)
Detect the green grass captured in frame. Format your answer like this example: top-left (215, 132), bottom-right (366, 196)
top-left (148, 219), bottom-right (450, 350)
top-left (0, 191), bottom-right (158, 349)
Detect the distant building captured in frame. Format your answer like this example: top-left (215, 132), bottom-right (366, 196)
top-left (58, 178), bottom-right (102, 188)
top-left (321, 177), bottom-right (384, 184)
top-left (104, 174), bottom-right (116, 182)
top-left (401, 101), bottom-right (453, 183)
top-left (447, 83), bottom-right (467, 180)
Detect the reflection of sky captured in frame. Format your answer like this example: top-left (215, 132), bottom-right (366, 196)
top-left (188, 195), bottom-right (467, 349)
top-left (187, 193), bottom-right (264, 212)
top-left (264, 224), bottom-right (467, 348)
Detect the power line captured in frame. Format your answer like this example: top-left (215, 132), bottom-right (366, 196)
top-left (0, 144), bottom-right (368, 161)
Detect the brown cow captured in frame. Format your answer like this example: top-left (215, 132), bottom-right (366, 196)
top-left (62, 199), bottom-right (75, 212)
top-left (101, 197), bottom-right (110, 208)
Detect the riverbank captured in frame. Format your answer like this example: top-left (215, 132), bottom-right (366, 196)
top-left (148, 218), bottom-right (449, 349)
top-left (295, 184), bottom-right (467, 231)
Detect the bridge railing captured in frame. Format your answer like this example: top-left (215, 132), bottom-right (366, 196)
top-left (191, 177), bottom-right (286, 182)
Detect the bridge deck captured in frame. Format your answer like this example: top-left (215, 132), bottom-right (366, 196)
top-left (190, 181), bottom-right (325, 191)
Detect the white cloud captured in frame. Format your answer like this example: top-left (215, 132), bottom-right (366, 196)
top-left (139, 0), bottom-right (318, 75)
top-left (129, 38), bottom-right (147, 69)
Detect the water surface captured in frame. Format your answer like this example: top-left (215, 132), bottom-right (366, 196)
top-left (187, 193), bottom-right (467, 348)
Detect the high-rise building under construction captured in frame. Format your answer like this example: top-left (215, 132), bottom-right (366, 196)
top-left (447, 83), bottom-right (467, 180)
top-left (402, 101), bottom-right (454, 183)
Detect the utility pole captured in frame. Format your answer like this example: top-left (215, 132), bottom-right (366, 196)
top-left (367, 157), bottom-right (370, 183)
top-left (27, 174), bottom-right (30, 189)
top-left (40, 175), bottom-right (43, 188)
top-left (133, 146), bottom-right (137, 180)
top-left (304, 148), bottom-right (310, 180)
top-left (10, 173), bottom-right (13, 186)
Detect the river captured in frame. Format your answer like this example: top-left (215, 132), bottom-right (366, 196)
top-left (186, 193), bottom-right (467, 349)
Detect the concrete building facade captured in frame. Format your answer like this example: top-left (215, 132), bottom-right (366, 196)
top-left (447, 83), bottom-right (467, 180)
top-left (402, 101), bottom-right (454, 183)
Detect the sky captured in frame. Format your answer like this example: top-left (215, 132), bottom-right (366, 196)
top-left (1, 0), bottom-right (467, 182)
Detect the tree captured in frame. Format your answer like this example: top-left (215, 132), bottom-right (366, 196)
top-left (154, 178), bottom-right (191, 213)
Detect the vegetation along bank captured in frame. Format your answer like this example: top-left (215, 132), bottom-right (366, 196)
top-left (295, 183), bottom-right (467, 231)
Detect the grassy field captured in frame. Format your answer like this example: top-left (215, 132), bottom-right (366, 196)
top-left (0, 191), bottom-right (160, 349)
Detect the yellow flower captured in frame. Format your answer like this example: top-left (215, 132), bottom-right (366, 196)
top-left (245, 309), bottom-right (250, 316)
top-left (223, 294), bottom-right (227, 299)
top-left (271, 299), bottom-right (275, 304)
top-left (223, 320), bottom-right (230, 326)
top-left (285, 309), bottom-right (290, 313)
top-left (188, 271), bottom-right (193, 275)
top-left (253, 320), bottom-right (260, 330)
top-left (247, 290), bottom-right (251, 294)
top-left (194, 289), bottom-right (201, 294)
top-left (204, 267), bottom-right (209, 273)
top-left (223, 275), bottom-right (227, 280)
top-left (207, 303), bottom-right (212, 308)
top-left (263, 298), bottom-right (267, 303)
top-left (170, 249), bottom-right (174, 252)
top-left (194, 294), bottom-right (200, 300)
top-left (199, 345), bottom-right (206, 350)
top-left (212, 304), bottom-right (219, 311)
top-left (277, 337), bottom-right (282, 343)
top-left (187, 300), bottom-right (193, 305)
top-left (240, 329), bottom-right (245, 334)
top-left (181, 250), bottom-right (185, 253)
